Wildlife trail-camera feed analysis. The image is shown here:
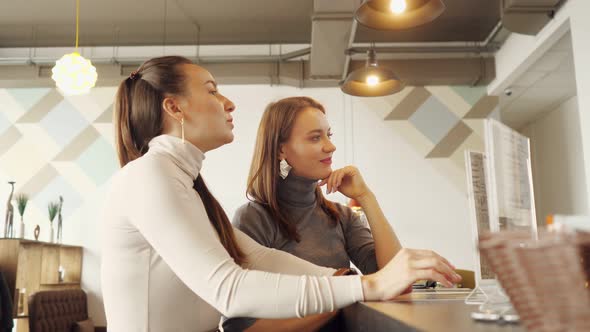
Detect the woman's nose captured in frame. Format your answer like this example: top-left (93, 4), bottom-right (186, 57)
top-left (223, 95), bottom-right (236, 113)
top-left (324, 139), bottom-right (336, 153)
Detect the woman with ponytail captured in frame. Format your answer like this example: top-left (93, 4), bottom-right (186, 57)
top-left (101, 56), bottom-right (461, 332)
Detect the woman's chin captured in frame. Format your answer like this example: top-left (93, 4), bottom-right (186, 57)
top-left (316, 169), bottom-right (332, 180)
top-left (209, 134), bottom-right (234, 151)
top-left (223, 132), bottom-right (235, 144)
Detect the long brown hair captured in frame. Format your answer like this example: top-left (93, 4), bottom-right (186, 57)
top-left (247, 96), bottom-right (340, 242)
top-left (114, 55), bottom-right (245, 264)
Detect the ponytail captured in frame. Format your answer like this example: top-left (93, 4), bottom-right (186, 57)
top-left (194, 176), bottom-right (245, 264)
top-left (115, 79), bottom-right (141, 167)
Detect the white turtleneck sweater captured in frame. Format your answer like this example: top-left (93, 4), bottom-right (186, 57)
top-left (100, 135), bottom-right (364, 332)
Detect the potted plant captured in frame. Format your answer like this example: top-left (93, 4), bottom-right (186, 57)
top-left (15, 194), bottom-right (28, 239)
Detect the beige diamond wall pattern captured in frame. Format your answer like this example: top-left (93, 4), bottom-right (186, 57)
top-left (0, 87), bottom-right (118, 238)
top-left (0, 85), bottom-right (497, 237)
top-left (356, 85), bottom-right (498, 189)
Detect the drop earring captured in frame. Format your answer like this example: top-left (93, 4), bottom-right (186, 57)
top-left (279, 159), bottom-right (292, 179)
top-left (180, 117), bottom-right (185, 144)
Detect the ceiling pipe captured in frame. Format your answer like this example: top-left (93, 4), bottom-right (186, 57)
top-left (0, 46), bottom-right (312, 66)
top-left (346, 44), bottom-right (499, 56)
top-left (340, 18), bottom-right (508, 80)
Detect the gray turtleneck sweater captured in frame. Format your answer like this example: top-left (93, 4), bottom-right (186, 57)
top-left (233, 174), bottom-right (378, 273)
top-left (223, 175), bottom-right (378, 331)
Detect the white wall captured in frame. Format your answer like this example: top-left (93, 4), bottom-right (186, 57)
top-left (488, 0), bottom-right (590, 210)
top-left (570, 0), bottom-right (590, 211)
top-left (521, 96), bottom-right (588, 224)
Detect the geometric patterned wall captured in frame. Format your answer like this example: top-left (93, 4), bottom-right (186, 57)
top-left (358, 85), bottom-right (499, 190)
top-left (0, 87), bottom-right (118, 239)
top-left (0, 85), bottom-right (497, 237)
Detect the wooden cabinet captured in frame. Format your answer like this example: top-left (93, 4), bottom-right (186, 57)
top-left (0, 239), bottom-right (83, 332)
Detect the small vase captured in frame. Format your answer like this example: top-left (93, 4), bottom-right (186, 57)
top-left (57, 220), bottom-right (63, 244)
top-left (49, 225), bottom-right (54, 243)
top-left (18, 217), bottom-right (24, 239)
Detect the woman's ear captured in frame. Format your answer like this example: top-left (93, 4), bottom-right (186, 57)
top-left (278, 144), bottom-right (287, 161)
top-left (162, 97), bottom-right (183, 121)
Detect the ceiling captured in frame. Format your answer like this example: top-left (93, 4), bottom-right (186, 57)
top-left (0, 0), bottom-right (502, 47)
top-left (499, 32), bottom-right (576, 129)
top-left (0, 0), bottom-right (507, 89)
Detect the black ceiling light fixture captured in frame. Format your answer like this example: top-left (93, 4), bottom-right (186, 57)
top-left (355, 0), bottom-right (446, 30)
top-left (340, 49), bottom-right (405, 97)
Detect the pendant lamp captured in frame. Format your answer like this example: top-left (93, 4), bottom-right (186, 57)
top-left (51, 0), bottom-right (97, 96)
top-left (355, 0), bottom-right (446, 30)
top-left (340, 49), bottom-right (404, 97)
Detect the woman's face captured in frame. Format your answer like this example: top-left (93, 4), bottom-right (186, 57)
top-left (279, 107), bottom-right (336, 180)
top-left (170, 64), bottom-right (236, 152)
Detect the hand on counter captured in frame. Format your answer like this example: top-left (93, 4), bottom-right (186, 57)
top-left (360, 248), bottom-right (461, 301)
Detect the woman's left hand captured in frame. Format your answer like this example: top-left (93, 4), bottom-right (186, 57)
top-left (319, 166), bottom-right (371, 199)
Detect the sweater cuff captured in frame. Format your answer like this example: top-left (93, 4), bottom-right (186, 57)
top-left (330, 275), bottom-right (364, 309)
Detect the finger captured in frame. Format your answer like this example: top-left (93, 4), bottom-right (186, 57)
top-left (335, 176), bottom-right (343, 193)
top-left (434, 254), bottom-right (456, 270)
top-left (413, 269), bottom-right (454, 288)
top-left (332, 170), bottom-right (342, 193)
top-left (344, 166), bottom-right (361, 180)
top-left (332, 171), bottom-right (344, 193)
top-left (423, 253), bottom-right (460, 282)
top-left (335, 170), bottom-right (346, 193)
top-left (328, 170), bottom-right (339, 194)
top-left (326, 172), bottom-right (333, 193)
top-left (344, 166), bottom-right (356, 176)
top-left (436, 255), bottom-right (457, 272)
top-left (411, 257), bottom-right (460, 283)
top-left (407, 249), bottom-right (437, 257)
top-left (411, 249), bottom-right (456, 270)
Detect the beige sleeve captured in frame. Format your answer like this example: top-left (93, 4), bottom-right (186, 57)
top-left (235, 227), bottom-right (336, 276)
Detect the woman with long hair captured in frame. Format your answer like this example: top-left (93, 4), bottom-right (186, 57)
top-left (228, 96), bottom-right (460, 331)
top-left (100, 57), bottom-right (460, 332)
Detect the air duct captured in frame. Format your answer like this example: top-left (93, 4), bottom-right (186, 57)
top-left (501, 0), bottom-right (564, 35)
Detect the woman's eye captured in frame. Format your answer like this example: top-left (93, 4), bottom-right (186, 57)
top-left (210, 90), bottom-right (218, 95)
top-left (311, 136), bottom-right (321, 141)
top-left (327, 133), bottom-right (333, 139)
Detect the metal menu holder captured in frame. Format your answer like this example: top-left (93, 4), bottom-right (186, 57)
top-left (464, 150), bottom-right (508, 308)
top-left (464, 150), bottom-right (495, 285)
